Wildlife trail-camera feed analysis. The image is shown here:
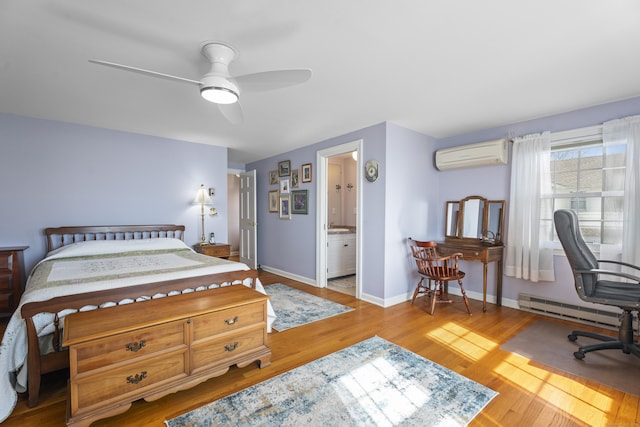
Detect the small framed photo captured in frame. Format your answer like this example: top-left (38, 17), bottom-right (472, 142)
top-left (268, 190), bottom-right (278, 212)
top-left (279, 195), bottom-right (291, 219)
top-left (291, 190), bottom-right (309, 214)
top-left (291, 169), bottom-right (299, 188)
top-left (280, 178), bottom-right (290, 194)
top-left (278, 160), bottom-right (291, 177)
top-left (269, 170), bottom-right (278, 185)
top-left (302, 163), bottom-right (312, 183)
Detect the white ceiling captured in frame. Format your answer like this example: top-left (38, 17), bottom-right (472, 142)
top-left (2, 1), bottom-right (640, 164)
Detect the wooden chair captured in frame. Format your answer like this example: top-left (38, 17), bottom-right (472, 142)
top-left (408, 238), bottom-right (471, 315)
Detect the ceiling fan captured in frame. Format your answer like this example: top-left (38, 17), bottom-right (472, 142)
top-left (89, 41), bottom-right (312, 124)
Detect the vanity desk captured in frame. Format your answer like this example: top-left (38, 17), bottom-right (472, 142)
top-left (439, 196), bottom-right (505, 312)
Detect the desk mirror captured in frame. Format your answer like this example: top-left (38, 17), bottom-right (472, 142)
top-left (445, 196), bottom-right (505, 245)
top-left (445, 201), bottom-right (460, 237)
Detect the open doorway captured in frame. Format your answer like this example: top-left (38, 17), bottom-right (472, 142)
top-left (316, 140), bottom-right (363, 299)
top-left (228, 170), bottom-right (257, 268)
top-left (227, 172), bottom-right (240, 258)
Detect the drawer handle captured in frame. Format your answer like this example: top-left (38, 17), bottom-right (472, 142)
top-left (224, 316), bottom-right (239, 325)
top-left (125, 340), bottom-right (146, 352)
top-left (224, 342), bottom-right (239, 352)
top-left (126, 371), bottom-right (147, 385)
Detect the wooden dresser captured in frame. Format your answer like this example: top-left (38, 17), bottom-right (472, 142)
top-left (62, 284), bottom-right (271, 426)
top-left (194, 243), bottom-right (232, 259)
top-left (0, 246), bottom-right (28, 317)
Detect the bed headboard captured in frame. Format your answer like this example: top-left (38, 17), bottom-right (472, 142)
top-left (45, 224), bottom-right (186, 252)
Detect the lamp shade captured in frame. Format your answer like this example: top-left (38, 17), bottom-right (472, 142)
top-left (193, 184), bottom-right (213, 205)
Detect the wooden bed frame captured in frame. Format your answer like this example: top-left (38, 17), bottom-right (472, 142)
top-left (19, 225), bottom-right (259, 408)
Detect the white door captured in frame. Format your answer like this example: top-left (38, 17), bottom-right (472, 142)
top-left (239, 170), bottom-right (257, 268)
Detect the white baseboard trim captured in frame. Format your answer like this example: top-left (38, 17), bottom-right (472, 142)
top-left (259, 265), bottom-right (518, 310)
top-left (446, 287), bottom-right (519, 310)
top-left (359, 293), bottom-right (385, 307)
top-left (260, 265), bottom-right (317, 287)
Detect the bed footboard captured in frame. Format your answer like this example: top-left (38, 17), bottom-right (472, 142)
top-left (20, 269), bottom-right (259, 408)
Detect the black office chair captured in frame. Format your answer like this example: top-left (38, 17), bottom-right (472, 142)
top-left (554, 209), bottom-right (640, 359)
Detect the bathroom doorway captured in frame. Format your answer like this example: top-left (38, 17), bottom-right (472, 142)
top-left (316, 140), bottom-right (362, 299)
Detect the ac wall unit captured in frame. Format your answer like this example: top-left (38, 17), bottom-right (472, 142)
top-left (435, 139), bottom-right (508, 171)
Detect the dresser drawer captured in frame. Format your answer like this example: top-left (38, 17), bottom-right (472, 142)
top-left (0, 253), bottom-right (10, 270)
top-left (72, 320), bottom-right (186, 374)
top-left (71, 350), bottom-right (188, 416)
top-left (439, 246), bottom-right (484, 262)
top-left (191, 325), bottom-right (266, 371)
top-left (438, 243), bottom-right (503, 263)
top-left (191, 301), bottom-right (265, 340)
top-left (0, 292), bottom-right (12, 312)
top-left (0, 275), bottom-right (11, 292)
top-left (0, 246), bottom-right (28, 317)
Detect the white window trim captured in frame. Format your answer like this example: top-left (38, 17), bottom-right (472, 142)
top-left (551, 125), bottom-right (602, 146)
top-left (549, 124), bottom-right (613, 256)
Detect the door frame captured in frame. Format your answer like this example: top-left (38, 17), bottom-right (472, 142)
top-left (316, 139), bottom-right (363, 298)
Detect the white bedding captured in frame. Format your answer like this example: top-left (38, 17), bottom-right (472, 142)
top-left (0, 238), bottom-right (275, 423)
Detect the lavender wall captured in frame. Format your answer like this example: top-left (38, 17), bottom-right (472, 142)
top-left (5, 95), bottom-right (639, 308)
top-left (383, 123), bottom-right (438, 301)
top-left (248, 96), bottom-right (640, 308)
top-left (435, 96), bottom-right (640, 306)
top-left (0, 113), bottom-right (229, 272)
top-left (248, 122), bottom-right (436, 303)
top-left (248, 123), bottom-right (388, 298)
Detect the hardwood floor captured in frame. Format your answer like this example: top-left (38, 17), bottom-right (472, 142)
top-left (2, 270), bottom-right (639, 426)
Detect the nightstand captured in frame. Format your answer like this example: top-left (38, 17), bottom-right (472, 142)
top-left (193, 243), bottom-right (231, 259)
top-left (0, 246), bottom-right (28, 317)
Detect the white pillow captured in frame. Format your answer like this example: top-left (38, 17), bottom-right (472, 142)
top-left (46, 238), bottom-right (190, 260)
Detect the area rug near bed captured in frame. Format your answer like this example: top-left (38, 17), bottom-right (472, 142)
top-left (165, 336), bottom-right (498, 426)
top-left (264, 283), bottom-right (353, 331)
top-left (501, 319), bottom-right (640, 396)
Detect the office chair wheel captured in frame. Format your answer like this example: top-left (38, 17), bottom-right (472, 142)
top-left (568, 333), bottom-right (577, 342)
top-left (573, 350), bottom-right (585, 360)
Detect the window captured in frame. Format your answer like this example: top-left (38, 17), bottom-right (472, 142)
top-left (570, 197), bottom-right (586, 211)
top-left (542, 126), bottom-right (627, 253)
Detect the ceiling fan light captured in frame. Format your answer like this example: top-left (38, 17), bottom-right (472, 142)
top-left (200, 86), bottom-right (239, 104)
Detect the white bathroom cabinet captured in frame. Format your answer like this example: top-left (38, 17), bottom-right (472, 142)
top-left (327, 233), bottom-right (356, 278)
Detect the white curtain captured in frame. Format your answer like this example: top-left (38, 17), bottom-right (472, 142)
top-left (603, 115), bottom-right (640, 268)
top-left (505, 131), bottom-right (555, 282)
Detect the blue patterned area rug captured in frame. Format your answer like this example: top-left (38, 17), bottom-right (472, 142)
top-left (264, 283), bottom-right (353, 331)
top-left (165, 336), bottom-right (498, 427)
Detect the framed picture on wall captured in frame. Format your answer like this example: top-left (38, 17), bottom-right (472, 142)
top-left (268, 190), bottom-right (278, 212)
top-left (279, 195), bottom-right (291, 219)
top-left (269, 170), bottom-right (278, 185)
top-left (302, 163), bottom-right (312, 183)
top-left (280, 178), bottom-right (290, 194)
top-left (291, 190), bottom-right (309, 214)
top-left (291, 169), bottom-right (299, 188)
top-left (278, 160), bottom-right (291, 177)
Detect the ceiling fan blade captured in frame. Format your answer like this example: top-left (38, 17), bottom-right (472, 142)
top-left (218, 102), bottom-right (244, 125)
top-left (234, 69), bottom-right (312, 92)
top-left (89, 60), bottom-right (202, 85)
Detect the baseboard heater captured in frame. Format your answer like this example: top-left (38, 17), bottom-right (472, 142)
top-left (518, 294), bottom-right (639, 333)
